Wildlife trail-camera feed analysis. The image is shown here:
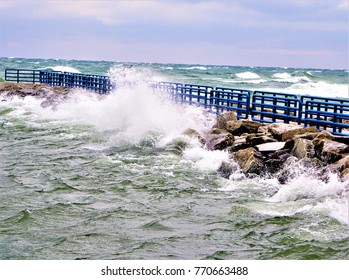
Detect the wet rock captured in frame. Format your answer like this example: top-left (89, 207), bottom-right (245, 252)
top-left (227, 135), bottom-right (250, 153)
top-left (233, 147), bottom-right (265, 175)
top-left (257, 125), bottom-right (269, 134)
top-left (264, 149), bottom-right (292, 173)
top-left (268, 123), bottom-right (318, 141)
top-left (276, 156), bottom-right (325, 184)
top-left (340, 168), bottom-right (349, 182)
top-left (217, 161), bottom-right (238, 179)
top-left (291, 138), bottom-right (315, 159)
top-left (335, 156), bottom-right (349, 172)
top-left (312, 131), bottom-right (335, 144)
top-left (226, 120), bottom-right (264, 136)
top-left (183, 128), bottom-right (205, 145)
top-left (325, 155), bottom-right (349, 177)
top-left (314, 139), bottom-right (349, 163)
top-left (333, 135), bottom-right (349, 145)
top-left (269, 149), bottom-right (292, 160)
top-left (276, 156), bottom-right (298, 184)
top-left (213, 111), bottom-right (238, 130)
top-left (205, 131), bottom-right (234, 150)
top-left (18, 89), bottom-right (38, 96)
top-left (0, 82), bottom-right (70, 98)
top-left (247, 135), bottom-right (277, 146)
top-left (265, 159), bottom-right (283, 173)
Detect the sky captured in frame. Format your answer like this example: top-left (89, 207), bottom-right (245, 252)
top-left (0, 0), bottom-right (348, 69)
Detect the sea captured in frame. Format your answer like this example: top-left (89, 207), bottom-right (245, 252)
top-left (0, 57), bottom-right (348, 260)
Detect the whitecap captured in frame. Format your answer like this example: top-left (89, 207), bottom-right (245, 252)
top-left (235, 71), bottom-right (260, 79)
top-left (272, 72), bottom-right (292, 79)
top-left (313, 197), bottom-right (349, 225)
top-left (46, 66), bottom-right (81, 73)
top-left (268, 173), bottom-right (346, 203)
top-left (182, 146), bottom-right (229, 172)
top-left (286, 81), bottom-right (348, 98)
top-left (180, 66), bottom-right (208, 70)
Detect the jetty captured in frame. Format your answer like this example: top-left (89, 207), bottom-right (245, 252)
top-left (2, 68), bottom-right (349, 182)
top-left (4, 68), bottom-right (349, 136)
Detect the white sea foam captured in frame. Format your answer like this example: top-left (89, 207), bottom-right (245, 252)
top-left (262, 172), bottom-right (349, 225)
top-left (46, 66), bottom-right (81, 73)
top-left (182, 146), bottom-right (229, 172)
top-left (180, 66), bottom-right (208, 70)
top-left (285, 81), bottom-right (348, 98)
top-left (218, 161), bottom-right (349, 225)
top-left (313, 197), bottom-right (349, 225)
top-left (255, 197), bottom-right (349, 228)
top-left (272, 72), bottom-right (312, 83)
top-left (240, 79), bottom-right (267, 84)
top-left (268, 173), bottom-right (346, 203)
top-left (235, 71), bottom-right (260, 79)
top-left (261, 80), bottom-right (348, 99)
top-left (273, 72), bottom-right (292, 79)
top-left (39, 66), bottom-right (213, 145)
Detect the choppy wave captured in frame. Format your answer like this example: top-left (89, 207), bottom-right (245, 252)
top-left (1, 58), bottom-right (349, 259)
top-left (180, 66), bottom-right (208, 70)
top-left (272, 72), bottom-right (312, 83)
top-left (45, 66), bottom-right (81, 73)
top-left (235, 71), bottom-right (260, 79)
top-left (285, 81), bottom-right (348, 98)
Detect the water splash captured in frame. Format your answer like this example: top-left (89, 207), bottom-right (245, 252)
top-left (36, 65), bottom-right (214, 145)
top-left (269, 172), bottom-right (347, 203)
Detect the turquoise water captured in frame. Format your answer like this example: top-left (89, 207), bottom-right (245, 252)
top-left (0, 57), bottom-right (348, 260)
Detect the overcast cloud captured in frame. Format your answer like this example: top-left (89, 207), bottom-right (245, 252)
top-left (0, 0), bottom-right (347, 68)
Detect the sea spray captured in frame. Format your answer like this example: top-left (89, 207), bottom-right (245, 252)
top-left (38, 66), bottom-right (213, 145)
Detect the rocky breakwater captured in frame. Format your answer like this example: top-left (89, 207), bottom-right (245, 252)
top-left (0, 82), bottom-right (77, 108)
top-left (185, 112), bottom-right (349, 184)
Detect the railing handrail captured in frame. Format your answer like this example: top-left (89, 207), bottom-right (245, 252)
top-left (5, 68), bottom-right (113, 94)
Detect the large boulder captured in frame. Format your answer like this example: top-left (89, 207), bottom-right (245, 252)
top-left (217, 161), bottom-right (239, 179)
top-left (291, 138), bottom-right (315, 159)
top-left (247, 135), bottom-right (278, 146)
top-left (336, 156), bottom-right (349, 172)
top-left (276, 156), bottom-right (325, 184)
top-left (226, 120), bottom-right (265, 136)
top-left (205, 129), bottom-right (234, 150)
top-left (182, 128), bottom-right (205, 145)
top-left (340, 168), bottom-right (349, 182)
top-left (314, 138), bottom-right (349, 163)
top-left (265, 149), bottom-right (293, 173)
top-left (324, 155), bottom-right (349, 175)
top-left (213, 112), bottom-right (238, 130)
top-left (227, 135), bottom-right (250, 152)
top-left (233, 147), bottom-right (265, 175)
top-left (333, 135), bottom-right (349, 145)
top-left (312, 131), bottom-right (335, 144)
top-left (268, 123), bottom-right (318, 141)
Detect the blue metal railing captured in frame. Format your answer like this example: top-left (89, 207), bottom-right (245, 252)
top-left (152, 82), bottom-right (349, 136)
top-left (210, 88), bottom-right (250, 119)
top-left (4, 68), bottom-right (349, 136)
top-left (5, 69), bottom-right (113, 94)
top-left (303, 100), bottom-right (349, 135)
top-left (251, 91), bottom-right (302, 124)
top-left (5, 69), bottom-right (42, 83)
top-left (178, 86), bottom-right (212, 108)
